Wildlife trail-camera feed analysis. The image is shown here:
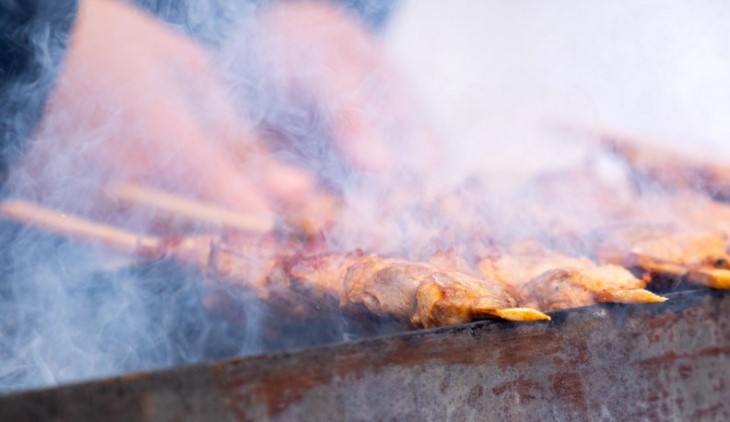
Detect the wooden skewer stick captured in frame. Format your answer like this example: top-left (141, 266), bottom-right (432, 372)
top-left (0, 199), bottom-right (161, 254)
top-left (107, 183), bottom-right (275, 234)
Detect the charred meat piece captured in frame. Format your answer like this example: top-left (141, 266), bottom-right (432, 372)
top-left (518, 265), bottom-right (666, 312)
top-left (151, 233), bottom-right (299, 287)
top-left (478, 240), bottom-right (594, 295)
top-left (479, 242), bottom-right (665, 311)
top-left (687, 267), bottom-right (730, 289)
top-left (341, 256), bottom-right (549, 327)
top-left (341, 257), bottom-right (432, 323)
top-left (596, 226), bottom-right (727, 269)
top-left (518, 269), bottom-right (597, 311)
top-left (154, 233), bottom-right (322, 317)
top-left (415, 272), bottom-right (547, 328)
top-left (283, 251), bottom-right (365, 311)
top-left (594, 225), bottom-right (730, 289)
top-left (157, 235), bottom-right (542, 327)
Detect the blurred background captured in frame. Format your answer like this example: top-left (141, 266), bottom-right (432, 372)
top-left (386, 0), bottom-right (730, 179)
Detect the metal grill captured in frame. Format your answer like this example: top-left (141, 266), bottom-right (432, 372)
top-left (0, 288), bottom-right (727, 421)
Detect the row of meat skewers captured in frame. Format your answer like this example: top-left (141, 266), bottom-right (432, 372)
top-left (1, 127), bottom-right (729, 330)
top-left (2, 195), bottom-right (728, 330)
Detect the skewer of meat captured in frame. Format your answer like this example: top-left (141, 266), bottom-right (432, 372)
top-left (475, 160), bottom-right (730, 292)
top-left (0, 198), bottom-right (305, 304)
top-left (0, 199), bottom-right (549, 328)
top-left (177, 241), bottom-right (553, 328)
top-left (593, 225), bottom-right (730, 289)
top-left (263, 249), bottom-right (551, 327)
top-left (339, 254), bottom-right (550, 328)
top-left (477, 241), bottom-right (667, 311)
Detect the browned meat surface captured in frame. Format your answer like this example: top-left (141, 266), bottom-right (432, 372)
top-left (478, 240), bottom-right (594, 295)
top-left (152, 233), bottom-right (327, 317)
top-left (687, 267), bottom-right (730, 289)
top-left (594, 225), bottom-right (730, 289)
top-left (414, 272), bottom-right (549, 328)
top-left (519, 265), bottom-right (665, 312)
top-left (154, 235), bottom-right (542, 326)
top-left (595, 225), bottom-right (729, 272)
top-left (341, 257), bottom-right (433, 323)
top-left (478, 242), bottom-right (665, 311)
top-left (208, 235), bottom-right (305, 290)
top-left (284, 251), bottom-right (363, 310)
top-left (518, 269), bottom-right (597, 311)
top-left (580, 264), bottom-right (648, 291)
top-left (341, 256), bottom-right (548, 327)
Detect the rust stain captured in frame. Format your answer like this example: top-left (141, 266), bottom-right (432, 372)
top-left (714, 379), bottom-right (726, 393)
top-left (335, 331), bottom-right (499, 376)
top-left (645, 312), bottom-right (681, 344)
top-left (639, 345), bottom-right (730, 366)
top-left (492, 377), bottom-right (541, 399)
top-left (691, 403), bottom-right (729, 421)
top-left (466, 385), bottom-right (484, 408)
top-left (219, 364), bottom-right (330, 418)
top-left (258, 370), bottom-right (329, 415)
top-left (496, 334), bottom-right (563, 368)
top-left (439, 373), bottom-right (451, 393)
top-left (566, 339), bottom-right (591, 366)
top-left (335, 324), bottom-right (560, 376)
top-left (550, 372), bottom-right (588, 414)
top-left (677, 363), bottom-right (693, 380)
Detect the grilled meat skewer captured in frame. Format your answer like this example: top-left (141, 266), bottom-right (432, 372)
top-left (478, 241), bottom-right (666, 311)
top-left (593, 225), bottom-right (730, 289)
top-left (0, 200), bottom-right (548, 327)
top-left (340, 255), bottom-right (549, 327)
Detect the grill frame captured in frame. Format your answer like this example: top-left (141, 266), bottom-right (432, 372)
top-left (0, 288), bottom-right (727, 421)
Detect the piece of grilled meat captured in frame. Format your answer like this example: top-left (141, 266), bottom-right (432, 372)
top-left (341, 255), bottom-right (549, 328)
top-left (594, 225), bottom-right (730, 289)
top-left (478, 241), bottom-right (666, 311)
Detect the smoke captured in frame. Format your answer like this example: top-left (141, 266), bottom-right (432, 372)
top-left (0, 0), bottom-right (412, 394)
top-left (0, 225), bottom-right (215, 391)
top-left (1, 0), bottom-right (729, 395)
top-left (386, 0), bottom-right (730, 175)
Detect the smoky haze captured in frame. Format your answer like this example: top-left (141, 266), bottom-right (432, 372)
top-left (387, 0), bottom-right (730, 181)
top-left (0, 0), bottom-right (728, 394)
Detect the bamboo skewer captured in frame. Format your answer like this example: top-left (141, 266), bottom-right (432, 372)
top-left (107, 183), bottom-right (275, 234)
top-left (0, 199), bottom-right (161, 254)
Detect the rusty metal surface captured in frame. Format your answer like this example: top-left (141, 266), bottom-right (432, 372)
top-left (0, 288), bottom-right (728, 421)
